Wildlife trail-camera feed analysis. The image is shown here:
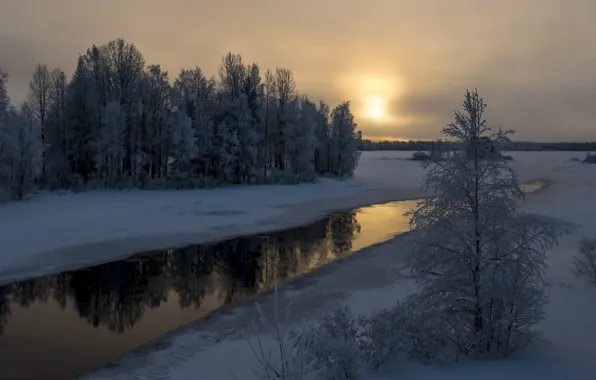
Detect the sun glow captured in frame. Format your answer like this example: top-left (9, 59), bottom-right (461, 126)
top-left (348, 73), bottom-right (404, 124)
top-left (365, 96), bottom-right (386, 121)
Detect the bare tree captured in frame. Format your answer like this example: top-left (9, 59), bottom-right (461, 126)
top-left (274, 68), bottom-right (296, 170)
top-left (218, 53), bottom-right (246, 101)
top-left (0, 68), bottom-right (9, 117)
top-left (261, 69), bottom-right (277, 178)
top-left (0, 68), bottom-right (12, 198)
top-left (94, 101), bottom-right (126, 186)
top-left (28, 64), bottom-right (51, 142)
top-left (314, 100), bottom-right (331, 173)
top-left (172, 67), bottom-right (216, 179)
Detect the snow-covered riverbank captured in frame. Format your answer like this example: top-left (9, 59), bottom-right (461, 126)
top-left (0, 151), bottom-right (580, 285)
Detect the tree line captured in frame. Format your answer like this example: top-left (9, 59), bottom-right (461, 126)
top-left (0, 39), bottom-right (361, 201)
top-left (359, 138), bottom-right (596, 151)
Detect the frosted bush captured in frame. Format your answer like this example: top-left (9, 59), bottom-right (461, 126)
top-left (410, 151), bottom-right (431, 161)
top-left (572, 238), bottom-right (596, 284)
top-left (244, 288), bottom-right (311, 380)
top-left (582, 152), bottom-right (596, 164)
top-left (297, 306), bottom-right (362, 380)
top-left (359, 302), bottom-right (450, 368)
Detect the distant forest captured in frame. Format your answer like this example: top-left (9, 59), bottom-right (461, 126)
top-left (0, 38), bottom-right (361, 201)
top-left (359, 139), bottom-right (596, 152)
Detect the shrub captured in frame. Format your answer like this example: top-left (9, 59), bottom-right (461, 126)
top-left (244, 288), bottom-right (311, 380)
top-left (298, 306), bottom-right (362, 380)
top-left (583, 152), bottom-right (596, 164)
top-left (410, 151), bottom-right (431, 161)
top-left (245, 296), bottom-right (459, 380)
top-left (572, 238), bottom-right (596, 284)
top-left (359, 302), bottom-right (450, 368)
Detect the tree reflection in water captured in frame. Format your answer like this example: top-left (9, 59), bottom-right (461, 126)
top-left (0, 212), bottom-right (360, 334)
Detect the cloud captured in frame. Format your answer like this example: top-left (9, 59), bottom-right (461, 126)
top-left (1, 0), bottom-right (595, 141)
top-left (0, 35), bottom-right (41, 103)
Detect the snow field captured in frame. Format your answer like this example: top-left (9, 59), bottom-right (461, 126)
top-left (79, 151), bottom-right (595, 379)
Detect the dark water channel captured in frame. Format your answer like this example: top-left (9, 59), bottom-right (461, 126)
top-left (0, 200), bottom-right (417, 379)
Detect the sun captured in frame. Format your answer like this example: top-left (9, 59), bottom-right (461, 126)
top-left (365, 96), bottom-right (386, 121)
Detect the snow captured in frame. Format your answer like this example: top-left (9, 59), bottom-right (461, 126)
top-left (0, 152), bottom-right (423, 284)
top-left (78, 150), bottom-right (596, 380)
top-left (0, 151), bottom-right (574, 285)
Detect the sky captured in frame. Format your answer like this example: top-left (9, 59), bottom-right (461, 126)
top-left (0, 0), bottom-right (595, 142)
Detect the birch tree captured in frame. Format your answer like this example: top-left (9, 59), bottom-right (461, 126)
top-left (170, 112), bottom-right (198, 187)
top-left (95, 101), bottom-right (126, 186)
top-left (65, 56), bottom-right (98, 182)
top-left (405, 89), bottom-right (575, 356)
top-left (0, 68), bottom-right (9, 116)
top-left (0, 69), bottom-right (11, 198)
top-left (294, 97), bottom-right (318, 181)
top-left (232, 94), bottom-right (259, 183)
top-left (314, 100), bottom-right (331, 174)
top-left (274, 68), bottom-right (296, 172)
top-left (27, 64), bottom-right (51, 144)
top-left (7, 105), bottom-right (44, 199)
top-left (172, 68), bottom-right (216, 178)
top-left (260, 69), bottom-right (277, 179)
top-left (44, 68), bottom-right (69, 187)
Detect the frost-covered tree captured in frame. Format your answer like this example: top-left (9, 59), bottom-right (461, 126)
top-left (243, 63), bottom-right (264, 181)
top-left (260, 69), bottom-right (277, 179)
top-left (95, 101), bottom-right (126, 186)
top-left (170, 112), bottom-right (198, 187)
top-left (84, 39), bottom-right (145, 181)
top-left (5, 105), bottom-right (44, 199)
top-left (314, 100), bottom-right (331, 174)
top-left (0, 69), bottom-right (12, 198)
top-left (44, 68), bottom-right (69, 187)
top-left (212, 116), bottom-right (239, 184)
top-left (218, 53), bottom-right (246, 102)
top-left (27, 64), bottom-right (51, 145)
top-left (405, 89), bottom-right (575, 356)
top-left (274, 68), bottom-right (296, 171)
top-left (285, 97), bottom-right (318, 182)
top-left (329, 102), bottom-right (360, 177)
top-left (217, 54), bottom-right (261, 183)
top-left (231, 94), bottom-right (259, 183)
top-left (280, 97), bottom-right (300, 179)
top-left (172, 67), bottom-right (216, 178)
top-left (65, 56), bottom-right (98, 182)
top-left (0, 45), bottom-right (362, 194)
top-left (0, 68), bottom-right (10, 116)
top-left (133, 64), bottom-right (171, 181)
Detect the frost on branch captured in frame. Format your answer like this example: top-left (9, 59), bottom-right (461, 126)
top-left (170, 111), bottom-right (198, 188)
top-left (0, 105), bottom-right (44, 200)
top-left (404, 89), bottom-right (575, 357)
top-left (572, 238), bottom-right (596, 284)
top-left (243, 287), bottom-right (311, 380)
top-left (359, 302), bottom-right (449, 368)
top-left (298, 306), bottom-right (362, 380)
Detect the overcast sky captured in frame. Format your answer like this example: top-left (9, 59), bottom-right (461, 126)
top-left (1, 0), bottom-right (594, 141)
